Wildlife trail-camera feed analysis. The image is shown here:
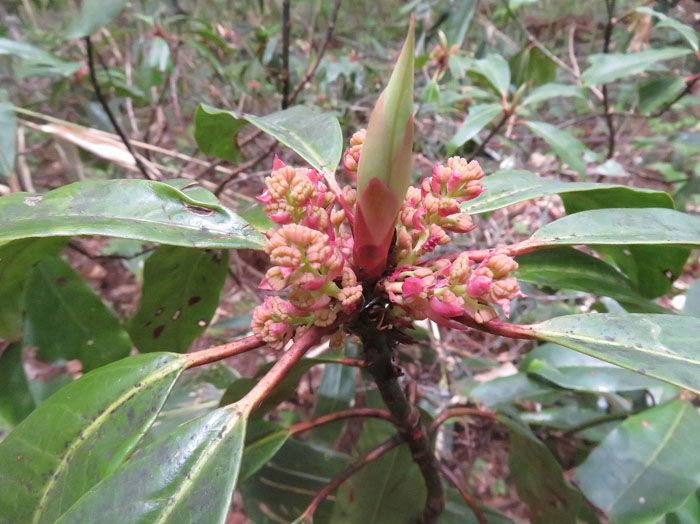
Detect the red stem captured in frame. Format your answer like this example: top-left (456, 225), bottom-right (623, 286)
top-left (439, 465), bottom-right (487, 524)
top-left (429, 406), bottom-right (496, 438)
top-left (184, 335), bottom-right (265, 368)
top-left (289, 408), bottom-right (398, 436)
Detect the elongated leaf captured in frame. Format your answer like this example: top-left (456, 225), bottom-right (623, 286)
top-left (444, 0), bottom-right (478, 47)
top-left (0, 343), bottom-right (35, 426)
top-left (515, 247), bottom-right (667, 312)
top-left (462, 169), bottom-right (671, 214)
top-left (528, 314), bottom-right (700, 393)
top-left (0, 102), bottom-right (16, 176)
top-left (195, 104), bottom-right (343, 174)
top-left (0, 237), bottom-right (67, 340)
top-left (636, 7), bottom-right (699, 52)
top-left (581, 48), bottom-right (691, 86)
top-left (129, 247), bottom-right (228, 353)
top-left (575, 400), bottom-right (700, 524)
top-left (506, 419), bottom-right (582, 524)
top-left (638, 77), bottom-right (687, 114)
top-left (521, 83), bottom-right (586, 106)
top-left (0, 39), bottom-right (82, 78)
top-left (469, 373), bottom-right (559, 407)
top-left (0, 352), bottom-right (185, 524)
top-left (530, 208), bottom-right (700, 248)
top-left (54, 405), bottom-right (247, 524)
top-left (24, 256), bottom-right (131, 371)
top-left (312, 363), bottom-right (357, 443)
top-left (471, 54), bottom-right (511, 96)
top-left (685, 280), bottom-right (700, 317)
top-left (447, 103), bottom-right (502, 153)
top-left (66, 0), bottom-right (130, 39)
top-left (239, 424), bottom-right (290, 482)
top-left (525, 120), bottom-right (589, 175)
top-left (439, 489), bottom-right (517, 524)
top-left (0, 179), bottom-right (264, 249)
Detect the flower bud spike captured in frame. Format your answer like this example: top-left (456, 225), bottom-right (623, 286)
top-left (353, 17), bottom-right (415, 281)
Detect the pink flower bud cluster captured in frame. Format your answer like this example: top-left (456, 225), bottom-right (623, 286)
top-left (252, 158), bottom-right (361, 349)
top-left (382, 252), bottom-right (524, 328)
top-left (342, 129), bottom-right (366, 180)
top-left (395, 156), bottom-right (485, 264)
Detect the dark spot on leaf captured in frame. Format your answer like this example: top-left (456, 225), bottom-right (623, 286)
top-left (153, 325), bottom-right (166, 338)
top-left (127, 407), bottom-right (135, 424)
top-left (56, 277), bottom-right (68, 287)
top-left (184, 203), bottom-right (216, 216)
top-left (145, 321), bottom-right (152, 327)
top-left (188, 296), bottom-right (202, 306)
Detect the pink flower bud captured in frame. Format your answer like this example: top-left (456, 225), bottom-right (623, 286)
top-left (466, 275), bottom-right (492, 297)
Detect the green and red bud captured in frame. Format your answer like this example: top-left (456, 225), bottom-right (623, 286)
top-left (353, 18), bottom-right (415, 281)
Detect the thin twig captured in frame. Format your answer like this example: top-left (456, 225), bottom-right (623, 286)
top-left (601, 0), bottom-right (617, 159)
top-left (281, 0), bottom-right (291, 109)
top-left (439, 465), bottom-right (487, 524)
top-left (214, 141), bottom-right (277, 196)
top-left (185, 335), bottom-right (265, 368)
top-left (652, 71), bottom-right (700, 118)
top-left (429, 406), bottom-right (496, 438)
top-left (298, 435), bottom-right (403, 521)
top-left (468, 111), bottom-right (510, 161)
top-left (68, 241), bottom-right (156, 260)
top-left (289, 408), bottom-right (398, 435)
top-left (84, 36), bottom-right (154, 180)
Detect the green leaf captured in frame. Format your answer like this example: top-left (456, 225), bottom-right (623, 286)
top-left (331, 419), bottom-right (424, 523)
top-left (0, 102), bottom-right (16, 176)
top-left (0, 352), bottom-right (185, 524)
top-left (528, 313), bottom-right (700, 394)
top-left (239, 423), bottom-right (291, 482)
top-left (0, 343), bottom-right (35, 426)
top-left (660, 494), bottom-right (700, 524)
top-left (66, 0), bottom-right (130, 39)
top-left (515, 247), bottom-right (668, 312)
top-left (523, 347), bottom-right (665, 394)
top-left (311, 363), bottom-right (358, 443)
top-left (0, 179), bottom-right (264, 249)
top-left (0, 39), bottom-right (82, 78)
top-left (507, 419), bottom-right (582, 524)
top-left (471, 54), bottom-right (511, 97)
top-left (24, 256), bottom-right (131, 371)
top-left (195, 104), bottom-right (342, 174)
top-left (129, 247), bottom-right (228, 353)
top-left (54, 405), bottom-right (247, 524)
top-left (447, 103), bottom-right (502, 153)
top-left (575, 400), bottom-right (700, 524)
top-left (530, 208), bottom-right (700, 248)
top-left (439, 489), bottom-right (517, 524)
top-left (636, 7), bottom-right (699, 52)
top-left (524, 120), bottom-right (589, 175)
top-left (0, 237), bottom-right (67, 340)
top-left (685, 280), bottom-right (700, 317)
top-left (462, 169), bottom-right (671, 215)
top-left (521, 83), bottom-right (586, 106)
top-left (638, 77), bottom-right (687, 114)
top-left (581, 48), bottom-right (691, 86)
top-left (444, 0), bottom-right (478, 48)
top-left (469, 373), bottom-right (559, 407)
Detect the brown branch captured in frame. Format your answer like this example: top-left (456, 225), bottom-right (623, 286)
top-left (468, 110), bottom-right (510, 161)
top-left (601, 0), bottom-right (617, 159)
top-left (281, 0), bottom-right (291, 109)
top-left (68, 241), bottom-right (156, 260)
top-left (358, 328), bottom-right (445, 523)
top-left (457, 313), bottom-right (535, 340)
top-left (297, 435), bottom-right (403, 522)
top-left (289, 407), bottom-right (398, 436)
top-left (84, 36), bottom-right (154, 180)
top-left (335, 357), bottom-right (368, 368)
top-left (185, 335), bottom-right (265, 368)
top-left (652, 71), bottom-right (700, 118)
top-left (214, 140), bottom-right (277, 196)
top-left (429, 407), bottom-right (496, 438)
top-left (439, 465), bottom-right (487, 524)
top-left (240, 325), bottom-right (335, 410)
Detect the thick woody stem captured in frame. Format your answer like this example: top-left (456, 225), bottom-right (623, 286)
top-left (359, 329), bottom-right (445, 523)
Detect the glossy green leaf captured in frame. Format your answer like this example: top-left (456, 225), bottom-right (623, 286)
top-left (0, 352), bottom-right (185, 524)
top-left (521, 83), bottom-right (586, 106)
top-left (195, 104), bottom-right (343, 174)
top-left (471, 54), bottom-right (511, 97)
top-left (0, 102), bottom-right (16, 176)
top-left (660, 493), bottom-right (700, 524)
top-left (0, 39), bottom-right (82, 78)
top-left (331, 419), bottom-right (423, 523)
top-left (507, 419), bottom-right (582, 524)
top-left (529, 314), bottom-right (700, 394)
top-left (312, 363), bottom-right (358, 443)
top-left (522, 343), bottom-right (666, 393)
top-left (439, 489), bottom-right (517, 524)
top-left (515, 247), bottom-right (667, 312)
top-left (638, 77), bottom-right (687, 114)
top-left (525, 121), bottom-right (589, 175)
top-left (576, 400), bottom-right (700, 524)
top-left (0, 237), bottom-right (67, 340)
top-left (462, 169), bottom-right (671, 214)
top-left (636, 7), bottom-right (699, 52)
top-left (581, 48), bottom-right (691, 86)
top-left (239, 423), bottom-right (290, 482)
top-left (447, 103), bottom-right (502, 153)
top-left (240, 437), bottom-right (347, 524)
top-left (530, 208), bottom-right (700, 248)
top-left (0, 343), bottom-right (35, 426)
top-left (66, 0), bottom-right (130, 39)
top-left (54, 405), bottom-right (247, 524)
top-left (520, 405), bottom-right (610, 431)
top-left (0, 179), bottom-right (264, 249)
top-left (24, 256), bottom-right (131, 371)
top-left (444, 0), bottom-right (478, 48)
top-left (129, 247), bottom-right (228, 353)
top-left (469, 373), bottom-right (559, 407)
